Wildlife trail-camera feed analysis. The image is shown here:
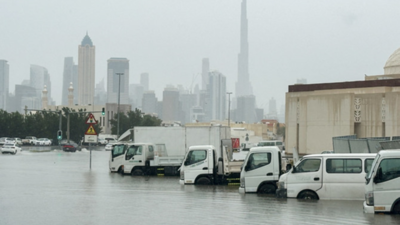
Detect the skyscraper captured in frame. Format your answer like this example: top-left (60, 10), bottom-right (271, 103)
top-left (107, 58), bottom-right (129, 104)
top-left (30, 64), bottom-right (52, 106)
top-left (140, 73), bottom-right (149, 91)
top-left (202, 58), bottom-right (209, 91)
top-left (0, 60), bottom-right (9, 110)
top-left (162, 85), bottom-right (181, 122)
top-left (207, 71), bottom-right (226, 121)
top-left (62, 57), bottom-right (78, 105)
top-left (78, 33), bottom-right (95, 105)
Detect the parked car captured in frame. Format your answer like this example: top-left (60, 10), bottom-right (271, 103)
top-left (0, 137), bottom-right (9, 146)
top-left (22, 136), bottom-right (37, 145)
top-left (1, 143), bottom-right (21, 154)
top-left (61, 140), bottom-right (80, 152)
top-left (105, 140), bottom-right (118, 151)
top-left (36, 138), bottom-right (52, 146)
top-left (97, 138), bottom-right (108, 146)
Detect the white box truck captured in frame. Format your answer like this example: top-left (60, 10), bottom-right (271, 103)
top-left (110, 126), bottom-right (231, 176)
top-left (179, 140), bottom-right (244, 185)
top-left (364, 150), bottom-right (400, 214)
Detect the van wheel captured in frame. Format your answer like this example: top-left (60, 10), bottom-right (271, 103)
top-left (258, 184), bottom-right (276, 194)
top-left (196, 177), bottom-right (211, 185)
top-left (298, 191), bottom-right (318, 200)
top-left (131, 169), bottom-right (143, 176)
top-left (118, 167), bottom-right (124, 175)
top-left (392, 202), bottom-right (400, 214)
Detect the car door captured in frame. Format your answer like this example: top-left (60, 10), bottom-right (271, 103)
top-left (244, 151), bottom-right (274, 192)
top-left (287, 157), bottom-right (323, 198)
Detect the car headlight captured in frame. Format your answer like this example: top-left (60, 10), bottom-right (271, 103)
top-left (365, 191), bottom-right (374, 206)
top-left (240, 177), bottom-right (245, 188)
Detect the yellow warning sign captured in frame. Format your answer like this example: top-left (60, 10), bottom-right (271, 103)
top-left (85, 125), bottom-right (97, 135)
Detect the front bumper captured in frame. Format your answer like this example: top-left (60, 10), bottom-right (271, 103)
top-left (276, 188), bottom-right (287, 198)
top-left (238, 187), bottom-right (245, 194)
top-left (363, 201), bottom-right (375, 213)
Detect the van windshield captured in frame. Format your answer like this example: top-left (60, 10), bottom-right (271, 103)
top-left (365, 154), bottom-right (380, 183)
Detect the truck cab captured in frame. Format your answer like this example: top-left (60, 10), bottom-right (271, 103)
top-left (238, 146), bottom-right (281, 194)
top-left (364, 150), bottom-right (400, 214)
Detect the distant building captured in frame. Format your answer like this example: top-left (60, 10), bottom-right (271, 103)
top-left (94, 78), bottom-right (107, 105)
top-left (140, 73), bottom-right (149, 91)
top-left (107, 58), bottom-right (129, 104)
top-left (202, 58), bottom-right (209, 90)
top-left (62, 57), bottom-right (78, 105)
top-left (14, 85), bottom-right (39, 113)
top-left (142, 91), bottom-right (158, 115)
top-left (78, 33), bottom-right (95, 105)
top-left (180, 93), bottom-right (197, 124)
top-left (207, 71), bottom-right (226, 121)
top-left (30, 64), bottom-right (52, 107)
top-left (236, 95), bottom-right (256, 123)
top-left (162, 85), bottom-right (181, 122)
top-left (0, 60), bottom-right (9, 111)
top-left (130, 84), bottom-right (144, 110)
top-left (266, 97), bottom-right (278, 120)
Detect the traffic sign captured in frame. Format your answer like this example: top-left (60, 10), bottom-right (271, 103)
top-left (85, 125), bottom-right (97, 135)
top-left (85, 113), bottom-right (98, 124)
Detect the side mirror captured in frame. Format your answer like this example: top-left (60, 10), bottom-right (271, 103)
top-left (286, 164), bottom-right (292, 171)
top-left (373, 167), bottom-right (382, 183)
top-left (184, 160), bottom-right (189, 166)
top-left (292, 166), bottom-right (297, 173)
top-left (244, 165), bottom-right (250, 172)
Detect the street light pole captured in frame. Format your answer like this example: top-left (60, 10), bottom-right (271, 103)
top-left (227, 92), bottom-right (232, 127)
top-left (116, 72), bottom-right (124, 138)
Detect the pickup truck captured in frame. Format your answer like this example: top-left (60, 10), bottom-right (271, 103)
top-left (22, 136), bottom-right (37, 145)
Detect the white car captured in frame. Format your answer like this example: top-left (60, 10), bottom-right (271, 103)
top-left (1, 143), bottom-right (21, 154)
top-left (36, 138), bottom-right (52, 146)
top-left (105, 140), bottom-right (117, 151)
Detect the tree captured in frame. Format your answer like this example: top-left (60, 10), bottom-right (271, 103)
top-left (109, 108), bottom-right (162, 135)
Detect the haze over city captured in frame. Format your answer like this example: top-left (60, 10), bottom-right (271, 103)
top-left (2, 0), bottom-right (400, 115)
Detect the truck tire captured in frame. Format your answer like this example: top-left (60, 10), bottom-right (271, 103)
top-left (258, 184), bottom-right (276, 194)
top-left (196, 177), bottom-right (211, 185)
top-left (392, 202), bottom-right (400, 214)
top-left (298, 191), bottom-right (318, 200)
top-left (131, 169), bottom-right (143, 176)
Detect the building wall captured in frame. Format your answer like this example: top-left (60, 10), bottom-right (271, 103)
top-left (285, 85), bottom-right (400, 155)
top-left (0, 60), bottom-right (9, 110)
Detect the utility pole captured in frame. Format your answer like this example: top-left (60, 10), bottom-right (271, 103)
top-left (116, 72), bottom-right (124, 138)
top-left (227, 92), bottom-right (232, 127)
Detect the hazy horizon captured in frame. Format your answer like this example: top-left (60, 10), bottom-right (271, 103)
top-left (2, 0), bottom-right (400, 112)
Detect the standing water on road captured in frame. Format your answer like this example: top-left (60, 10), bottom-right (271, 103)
top-left (0, 150), bottom-right (399, 225)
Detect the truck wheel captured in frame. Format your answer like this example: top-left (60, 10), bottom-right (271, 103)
top-left (196, 177), bottom-right (211, 185)
top-left (258, 184), bottom-right (276, 194)
top-left (392, 202), bottom-right (400, 214)
top-left (298, 191), bottom-right (318, 200)
top-left (131, 169), bottom-right (143, 176)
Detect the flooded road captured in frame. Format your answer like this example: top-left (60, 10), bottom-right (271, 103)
top-left (0, 150), bottom-right (399, 225)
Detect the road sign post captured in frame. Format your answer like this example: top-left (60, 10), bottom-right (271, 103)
top-left (85, 113), bottom-right (98, 169)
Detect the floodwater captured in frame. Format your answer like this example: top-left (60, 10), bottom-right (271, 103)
top-left (0, 149), bottom-right (399, 225)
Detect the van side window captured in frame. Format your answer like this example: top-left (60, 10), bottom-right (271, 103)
top-left (378, 158), bottom-right (400, 182)
top-left (112, 144), bottom-right (126, 158)
top-left (186, 150), bottom-right (207, 165)
top-left (149, 145), bottom-right (154, 152)
top-left (365, 159), bottom-right (374, 174)
top-left (326, 159), bottom-right (362, 173)
top-left (246, 152), bottom-right (272, 171)
top-left (295, 159), bottom-right (321, 173)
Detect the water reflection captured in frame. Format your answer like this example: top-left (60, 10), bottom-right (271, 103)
top-left (0, 150), bottom-right (399, 225)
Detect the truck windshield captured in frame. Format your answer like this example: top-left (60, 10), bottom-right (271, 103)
top-left (185, 150), bottom-right (207, 165)
top-left (365, 154), bottom-right (380, 184)
top-left (112, 144), bottom-right (126, 158)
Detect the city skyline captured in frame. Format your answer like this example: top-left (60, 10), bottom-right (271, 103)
top-left (2, 1), bottom-right (400, 115)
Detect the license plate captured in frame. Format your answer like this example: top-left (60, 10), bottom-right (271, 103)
top-left (66, 148), bottom-right (69, 150)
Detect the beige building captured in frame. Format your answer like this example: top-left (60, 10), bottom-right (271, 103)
top-left (285, 47), bottom-right (400, 155)
top-left (78, 33), bottom-right (95, 106)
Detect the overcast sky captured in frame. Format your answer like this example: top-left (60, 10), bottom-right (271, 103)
top-left (2, 0), bottom-right (400, 112)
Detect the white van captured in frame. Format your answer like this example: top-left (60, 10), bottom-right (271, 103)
top-left (364, 150), bottom-right (400, 214)
top-left (238, 146), bottom-right (282, 194)
top-left (257, 140), bottom-right (284, 150)
top-left (276, 153), bottom-right (376, 200)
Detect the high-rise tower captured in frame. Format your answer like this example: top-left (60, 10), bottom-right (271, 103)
top-left (62, 57), bottom-right (78, 105)
top-left (78, 33), bottom-right (95, 105)
top-left (235, 0), bottom-right (252, 97)
top-left (106, 58), bottom-right (129, 104)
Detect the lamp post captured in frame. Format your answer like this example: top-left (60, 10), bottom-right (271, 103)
top-left (116, 72), bottom-right (124, 138)
top-left (227, 92), bottom-right (232, 127)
